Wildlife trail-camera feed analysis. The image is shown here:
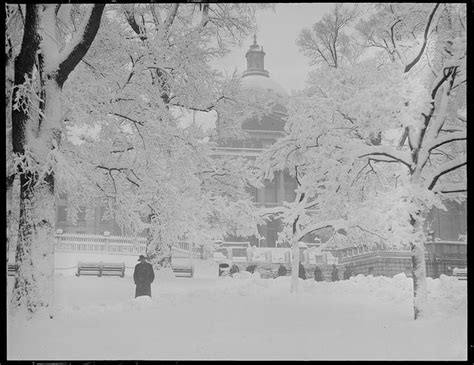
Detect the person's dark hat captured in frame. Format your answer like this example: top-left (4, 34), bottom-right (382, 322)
top-left (138, 255), bottom-right (146, 261)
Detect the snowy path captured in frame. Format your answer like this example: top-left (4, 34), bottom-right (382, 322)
top-left (7, 273), bottom-right (466, 360)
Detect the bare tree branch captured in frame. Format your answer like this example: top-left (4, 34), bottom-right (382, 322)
top-left (427, 157), bottom-right (466, 191)
top-left (427, 132), bottom-right (466, 153)
top-left (55, 4), bottom-right (105, 87)
top-left (404, 3), bottom-right (439, 73)
top-left (124, 8), bottom-right (147, 41)
top-left (163, 3), bottom-right (179, 32)
top-left (358, 146), bottom-right (412, 170)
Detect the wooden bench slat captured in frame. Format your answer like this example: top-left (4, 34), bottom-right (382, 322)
top-left (8, 263), bottom-right (17, 276)
top-left (453, 268), bottom-right (467, 280)
top-left (76, 262), bottom-right (125, 278)
top-left (172, 266), bottom-right (193, 278)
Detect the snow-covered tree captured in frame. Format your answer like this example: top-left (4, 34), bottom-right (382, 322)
top-left (7, 4), bottom-right (105, 317)
top-left (296, 3), bottom-right (362, 68)
top-left (6, 3), bottom-right (272, 318)
top-left (59, 4), bottom-right (272, 266)
top-left (259, 3), bottom-right (466, 319)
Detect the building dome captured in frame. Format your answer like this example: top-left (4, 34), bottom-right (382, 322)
top-left (241, 74), bottom-right (288, 97)
top-left (241, 35), bottom-right (288, 98)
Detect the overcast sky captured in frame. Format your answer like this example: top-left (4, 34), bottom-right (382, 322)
top-left (213, 3), bottom-right (334, 94)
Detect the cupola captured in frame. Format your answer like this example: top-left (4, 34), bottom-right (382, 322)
top-left (243, 35), bottom-right (270, 78)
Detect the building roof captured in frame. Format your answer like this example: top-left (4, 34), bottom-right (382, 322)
top-left (241, 74), bottom-right (288, 98)
top-left (241, 35), bottom-right (288, 98)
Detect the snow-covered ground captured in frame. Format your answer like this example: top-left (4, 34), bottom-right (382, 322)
top-left (7, 264), bottom-right (467, 360)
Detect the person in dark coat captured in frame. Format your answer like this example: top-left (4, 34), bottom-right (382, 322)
top-left (331, 264), bottom-right (339, 282)
top-left (246, 264), bottom-right (257, 274)
top-left (313, 266), bottom-right (323, 281)
top-left (230, 264), bottom-right (240, 276)
top-left (298, 262), bottom-right (306, 280)
top-left (219, 263), bottom-right (230, 276)
top-left (277, 264), bottom-right (287, 277)
top-left (133, 255), bottom-right (155, 298)
top-left (343, 265), bottom-right (353, 280)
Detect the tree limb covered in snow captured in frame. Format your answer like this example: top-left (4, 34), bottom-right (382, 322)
top-left (96, 165), bottom-right (141, 188)
top-left (257, 205), bottom-right (286, 218)
top-left (55, 4), bottom-right (105, 87)
top-left (164, 4), bottom-right (179, 33)
top-left (432, 181), bottom-right (467, 194)
top-left (404, 3), bottom-right (439, 73)
top-left (169, 95), bottom-right (235, 113)
top-left (416, 69), bottom-right (459, 169)
top-left (354, 225), bottom-right (387, 241)
top-left (124, 9), bottom-right (147, 41)
top-left (11, 4), bottom-right (41, 156)
top-left (296, 219), bottom-right (347, 242)
top-left (427, 156), bottom-right (466, 191)
top-left (358, 146), bottom-right (412, 170)
top-left (426, 132), bottom-right (466, 153)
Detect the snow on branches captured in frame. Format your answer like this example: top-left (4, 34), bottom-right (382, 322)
top-left (258, 3), bottom-right (466, 254)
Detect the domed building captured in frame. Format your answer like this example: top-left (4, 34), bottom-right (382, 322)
top-left (215, 36), bottom-right (298, 248)
top-left (241, 35), bottom-right (288, 98)
top-left (46, 36), bottom-right (465, 273)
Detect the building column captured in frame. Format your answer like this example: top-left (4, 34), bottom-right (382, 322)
top-left (259, 185), bottom-right (265, 205)
top-left (278, 171), bottom-right (285, 203)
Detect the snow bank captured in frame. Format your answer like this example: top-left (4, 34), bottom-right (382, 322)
top-left (193, 259), bottom-right (218, 278)
top-left (7, 273), bottom-right (466, 360)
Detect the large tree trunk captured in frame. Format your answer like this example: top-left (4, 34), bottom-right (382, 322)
top-left (11, 172), bottom-right (55, 317)
top-left (290, 237), bottom-right (300, 293)
top-left (10, 57), bottom-right (64, 316)
top-left (11, 73), bottom-right (62, 317)
top-left (410, 217), bottom-right (428, 320)
top-left (290, 219), bottom-right (300, 294)
top-left (9, 4), bottom-right (105, 318)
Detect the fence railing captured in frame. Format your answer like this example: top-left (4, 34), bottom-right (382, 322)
top-left (50, 234), bottom-right (467, 267)
top-left (54, 234), bottom-right (201, 257)
top-left (55, 233), bottom-right (147, 255)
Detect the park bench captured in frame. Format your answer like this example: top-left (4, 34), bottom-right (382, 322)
top-left (8, 263), bottom-right (17, 276)
top-left (76, 261), bottom-right (125, 278)
top-left (172, 266), bottom-right (194, 278)
top-left (453, 267), bottom-right (467, 280)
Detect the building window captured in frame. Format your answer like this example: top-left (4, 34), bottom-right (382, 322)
top-left (266, 220), bottom-right (280, 247)
top-left (77, 206), bottom-right (86, 222)
top-left (57, 206), bottom-right (67, 222)
top-left (264, 178), bottom-right (277, 203)
top-left (284, 172), bottom-right (297, 202)
top-left (244, 186), bottom-right (258, 203)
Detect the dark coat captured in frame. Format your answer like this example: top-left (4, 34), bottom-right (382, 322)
top-left (313, 267), bottom-right (323, 281)
top-left (277, 265), bottom-right (287, 277)
top-left (343, 267), bottom-right (353, 280)
top-left (133, 261), bottom-right (155, 298)
top-left (331, 267), bottom-right (339, 282)
top-left (230, 264), bottom-right (240, 275)
top-left (219, 263), bottom-right (230, 276)
top-left (298, 263), bottom-right (306, 280)
top-left (246, 264), bottom-right (257, 274)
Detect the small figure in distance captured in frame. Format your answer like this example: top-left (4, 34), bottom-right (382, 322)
top-left (313, 265), bottom-right (323, 282)
top-left (246, 264), bottom-right (258, 274)
top-left (133, 255), bottom-right (155, 298)
top-left (343, 265), bottom-right (352, 280)
top-left (331, 264), bottom-right (339, 282)
top-left (230, 264), bottom-right (240, 276)
top-left (219, 262), bottom-right (230, 276)
top-left (298, 262), bottom-right (307, 280)
top-left (277, 264), bottom-right (287, 277)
